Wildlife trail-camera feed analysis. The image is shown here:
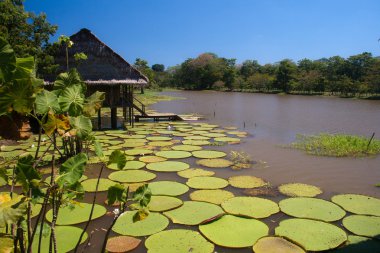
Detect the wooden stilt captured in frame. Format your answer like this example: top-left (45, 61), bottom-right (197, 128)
top-left (97, 108), bottom-right (102, 130)
top-left (111, 107), bottom-right (117, 129)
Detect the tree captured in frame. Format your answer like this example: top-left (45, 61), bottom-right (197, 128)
top-left (275, 59), bottom-right (297, 92)
top-left (240, 60), bottom-right (261, 79)
top-left (134, 58), bottom-right (155, 93)
top-left (152, 64), bottom-right (165, 72)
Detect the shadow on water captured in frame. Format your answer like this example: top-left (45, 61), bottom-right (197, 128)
top-left (331, 235), bottom-right (380, 253)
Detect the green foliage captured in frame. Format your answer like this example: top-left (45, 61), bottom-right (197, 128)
top-left (107, 183), bottom-right (128, 205)
top-left (0, 36), bottom-right (16, 82)
top-left (133, 184), bottom-right (152, 207)
top-left (0, 193), bottom-right (27, 228)
top-left (83, 91), bottom-right (105, 116)
top-left (35, 89), bottom-right (60, 114)
top-left (290, 133), bottom-right (380, 157)
top-left (69, 115), bottom-right (92, 138)
top-left (56, 153), bottom-right (87, 187)
top-left (108, 150), bottom-right (127, 170)
top-left (58, 85), bottom-right (85, 116)
top-left (15, 155), bottom-right (40, 192)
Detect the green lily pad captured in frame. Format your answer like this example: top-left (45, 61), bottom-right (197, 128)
top-left (0, 145), bottom-right (22, 152)
top-left (331, 194), bottom-right (380, 216)
top-left (177, 168), bottom-right (215, 178)
top-left (164, 201), bottom-right (224, 225)
top-left (145, 229), bottom-right (214, 253)
top-left (279, 183), bottom-right (322, 197)
top-left (190, 189), bottom-right (234, 205)
top-left (146, 161), bottom-right (190, 172)
top-left (186, 176), bottom-right (229, 189)
top-left (124, 148), bottom-right (153, 156)
top-left (148, 196), bottom-right (183, 212)
top-left (222, 197), bottom-right (279, 218)
top-left (196, 158), bottom-right (234, 168)
top-left (148, 181), bottom-right (189, 196)
top-left (124, 134), bottom-right (147, 139)
top-left (172, 132), bottom-right (193, 137)
top-left (81, 178), bottom-right (116, 192)
top-left (172, 145), bottom-right (202, 151)
top-left (182, 140), bottom-right (210, 146)
top-left (155, 150), bottom-right (192, 159)
top-left (46, 202), bottom-right (106, 225)
top-left (201, 133), bottom-right (226, 138)
top-left (275, 218), bottom-right (347, 251)
top-left (342, 215), bottom-right (380, 238)
top-left (333, 235), bottom-right (380, 253)
top-left (192, 150), bottom-right (226, 159)
top-left (148, 141), bottom-right (174, 147)
top-left (32, 226), bottom-right (87, 253)
top-left (184, 136), bottom-right (210, 140)
top-left (199, 214), bottom-right (269, 248)
top-left (122, 142), bottom-right (146, 148)
top-left (139, 156), bottom-right (167, 163)
top-left (214, 137), bottom-right (240, 142)
top-left (109, 170), bottom-right (156, 183)
top-left (279, 197), bottom-right (346, 222)
top-left (107, 160), bottom-right (146, 170)
top-left (112, 211), bottom-right (169, 236)
top-left (253, 236), bottom-right (306, 253)
top-left (147, 136), bottom-right (172, 141)
top-left (228, 175), bottom-right (268, 188)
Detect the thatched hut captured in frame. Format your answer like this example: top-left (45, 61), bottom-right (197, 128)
top-left (48, 28), bottom-right (148, 129)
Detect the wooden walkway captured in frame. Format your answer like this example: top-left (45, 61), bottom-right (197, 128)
top-left (135, 113), bottom-right (183, 122)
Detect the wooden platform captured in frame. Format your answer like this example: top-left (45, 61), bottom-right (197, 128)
top-left (135, 113), bottom-right (183, 122)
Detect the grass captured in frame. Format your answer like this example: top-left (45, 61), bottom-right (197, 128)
top-left (290, 133), bottom-right (380, 157)
top-left (135, 90), bottom-right (185, 107)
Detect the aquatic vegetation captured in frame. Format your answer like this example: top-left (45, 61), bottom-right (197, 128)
top-left (186, 176), bottom-right (229, 189)
top-left (145, 229), bottom-right (214, 253)
top-left (155, 150), bottom-right (192, 159)
top-left (192, 150), bottom-right (226, 159)
top-left (124, 148), bottom-right (154, 156)
top-left (342, 215), bottom-right (380, 238)
top-left (279, 197), bottom-right (346, 222)
top-left (164, 201), bottom-right (224, 225)
top-left (229, 150), bottom-right (253, 170)
top-left (290, 133), bottom-right (380, 157)
top-left (108, 170), bottom-right (156, 183)
top-left (196, 158), bottom-right (234, 168)
top-left (190, 189), bottom-right (234, 205)
top-left (139, 155), bottom-right (167, 163)
top-left (107, 160), bottom-right (146, 170)
top-left (106, 236), bottom-right (141, 253)
top-left (331, 194), bottom-right (380, 216)
top-left (275, 218), bottom-right (347, 251)
top-left (222, 197), bottom-right (279, 218)
top-left (172, 144), bottom-right (202, 151)
top-left (177, 168), bottom-right (215, 178)
top-left (81, 178), bottom-right (115, 192)
top-left (253, 236), bottom-right (306, 253)
top-left (278, 183), bottom-right (322, 197)
top-left (148, 181), bottom-right (189, 196)
top-left (199, 215), bottom-right (269, 248)
top-left (148, 196), bottom-right (183, 212)
top-left (243, 186), bottom-right (279, 197)
top-left (146, 161), bottom-right (190, 172)
top-left (228, 175), bottom-right (268, 189)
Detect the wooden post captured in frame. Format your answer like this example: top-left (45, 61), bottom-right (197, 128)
top-left (111, 107), bottom-right (117, 129)
top-left (97, 108), bottom-right (102, 130)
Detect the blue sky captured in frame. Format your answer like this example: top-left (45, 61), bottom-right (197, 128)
top-left (25, 0), bottom-right (380, 67)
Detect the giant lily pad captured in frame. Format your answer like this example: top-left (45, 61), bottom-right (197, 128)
top-left (147, 136), bottom-right (172, 141)
top-left (275, 218), bottom-right (347, 251)
top-left (186, 176), bottom-right (229, 189)
top-left (81, 178), bottom-right (116, 192)
top-left (182, 140), bottom-right (210, 146)
top-left (331, 194), bottom-right (380, 216)
top-left (199, 215), bottom-right (269, 248)
top-left (279, 197), bottom-right (346, 222)
top-left (201, 133), bottom-right (226, 138)
top-left (107, 161), bottom-right (146, 170)
top-left (106, 236), bottom-right (141, 253)
top-left (279, 183), bottom-right (322, 197)
top-left (112, 211), bottom-right (169, 236)
top-left (342, 215), bottom-right (380, 238)
top-left (146, 161), bottom-right (190, 172)
top-left (177, 168), bottom-right (215, 178)
top-left (145, 229), bottom-right (214, 253)
top-left (124, 148), bottom-right (153, 156)
top-left (184, 136), bottom-right (210, 140)
top-left (148, 181), bottom-right (189, 196)
top-left (192, 150), bottom-right (226, 159)
top-left (222, 197), bottom-right (279, 218)
top-left (164, 201), bottom-right (224, 225)
top-left (196, 158), bottom-right (233, 168)
top-left (172, 145), bottom-right (202, 151)
top-left (124, 134), bottom-right (146, 139)
top-left (155, 150), bottom-right (192, 159)
top-left (214, 137), bottom-right (240, 142)
top-left (148, 141), bottom-right (174, 147)
top-left (190, 189), bottom-right (234, 205)
top-left (253, 236), bottom-right (306, 253)
top-left (228, 175), bottom-right (268, 188)
top-left (108, 170), bottom-right (156, 183)
top-left (46, 203), bottom-right (106, 225)
top-left (32, 226), bottom-right (87, 253)
top-left (139, 155), bottom-right (167, 163)
top-left (148, 196), bottom-right (183, 212)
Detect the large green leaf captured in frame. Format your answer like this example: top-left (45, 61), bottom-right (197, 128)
top-left (69, 115), bottom-right (92, 138)
top-left (15, 155), bottom-right (41, 193)
top-left (13, 56), bottom-right (34, 80)
top-left (54, 69), bottom-right (83, 92)
top-left (0, 37), bottom-right (16, 83)
top-left (42, 113), bottom-right (70, 136)
top-left (83, 91), bottom-right (105, 117)
top-left (35, 90), bottom-right (60, 115)
top-left (0, 79), bottom-right (35, 114)
top-left (0, 193), bottom-right (27, 228)
top-left (108, 150), bottom-right (127, 170)
top-left (58, 85), bottom-right (85, 116)
top-left (133, 184), bottom-right (151, 207)
top-left (107, 183), bottom-right (128, 205)
top-left (57, 153), bottom-right (87, 187)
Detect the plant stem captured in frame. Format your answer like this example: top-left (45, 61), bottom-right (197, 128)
top-left (366, 132), bottom-right (375, 152)
top-left (34, 126), bottom-right (42, 160)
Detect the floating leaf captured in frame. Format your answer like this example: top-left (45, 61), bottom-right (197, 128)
top-left (222, 197), bottom-right (279, 218)
top-left (186, 176), bottom-right (229, 189)
top-left (81, 178), bottom-right (116, 192)
top-left (196, 158), bottom-right (233, 168)
top-left (109, 170), bottom-right (156, 183)
top-left (145, 229), bottom-right (214, 253)
top-left (253, 236), bottom-right (306, 253)
top-left (342, 215), bottom-right (380, 238)
top-left (331, 194), bottom-right (380, 216)
top-left (172, 145), bottom-right (202, 151)
top-left (279, 197), bottom-right (346, 222)
top-left (146, 136), bottom-right (172, 141)
top-left (139, 156), bottom-right (167, 163)
top-left (46, 202), bottom-right (106, 225)
top-left (184, 135), bottom-right (210, 140)
top-left (148, 181), bottom-right (189, 196)
top-left (199, 215), bottom-right (269, 248)
top-left (279, 183), bottom-right (322, 197)
top-left (190, 189), bottom-right (234, 205)
top-left (108, 161), bottom-right (146, 170)
top-left (192, 150), bottom-right (226, 159)
top-left (148, 196), bottom-right (183, 212)
top-left (146, 161), bottom-right (190, 172)
top-left (228, 175), bottom-right (267, 189)
top-left (124, 148), bottom-right (153, 156)
top-left (112, 211), bottom-right (169, 236)
top-left (164, 201), bottom-right (224, 225)
top-left (148, 141), bottom-right (173, 147)
top-left (182, 140), bottom-right (210, 146)
top-left (275, 218), bottom-right (347, 251)
top-left (214, 137), bottom-right (240, 142)
top-left (177, 168), bottom-right (215, 178)
top-left (106, 236), bottom-right (141, 253)
top-left (201, 133), bottom-right (226, 138)
top-left (155, 150), bottom-right (192, 159)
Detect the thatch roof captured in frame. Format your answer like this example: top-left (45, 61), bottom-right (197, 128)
top-left (48, 28), bottom-right (148, 85)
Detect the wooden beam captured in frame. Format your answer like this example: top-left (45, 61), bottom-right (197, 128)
top-left (111, 107), bottom-right (117, 129)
